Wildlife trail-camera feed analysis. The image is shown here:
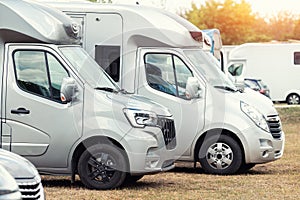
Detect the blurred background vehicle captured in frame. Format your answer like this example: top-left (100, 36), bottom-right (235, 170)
top-left (0, 149), bottom-right (45, 200)
top-left (244, 78), bottom-right (271, 98)
top-left (0, 165), bottom-right (21, 200)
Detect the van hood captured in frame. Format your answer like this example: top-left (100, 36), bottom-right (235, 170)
top-left (0, 149), bottom-right (38, 179)
top-left (106, 92), bottom-right (172, 117)
top-left (0, 165), bottom-right (20, 193)
top-left (231, 88), bottom-right (277, 116)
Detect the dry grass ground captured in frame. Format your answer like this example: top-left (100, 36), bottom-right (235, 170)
top-left (42, 107), bottom-right (300, 200)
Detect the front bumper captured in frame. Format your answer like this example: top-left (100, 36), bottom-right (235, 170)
top-left (120, 126), bottom-right (176, 175)
top-left (15, 175), bottom-right (45, 200)
top-left (242, 126), bottom-right (285, 164)
top-left (0, 191), bottom-right (22, 200)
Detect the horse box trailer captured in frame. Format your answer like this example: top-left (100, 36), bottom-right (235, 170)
top-left (227, 43), bottom-right (300, 104)
top-left (48, 2), bottom-right (285, 175)
top-left (0, 0), bottom-right (177, 189)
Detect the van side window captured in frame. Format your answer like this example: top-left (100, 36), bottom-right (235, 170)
top-left (145, 53), bottom-right (193, 99)
top-left (228, 63), bottom-right (243, 76)
top-left (95, 45), bottom-right (120, 82)
top-left (294, 52), bottom-right (300, 65)
top-left (14, 50), bottom-right (69, 102)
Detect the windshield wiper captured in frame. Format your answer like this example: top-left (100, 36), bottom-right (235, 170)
top-left (95, 87), bottom-right (118, 93)
top-left (118, 88), bottom-right (129, 94)
top-left (214, 85), bottom-right (237, 92)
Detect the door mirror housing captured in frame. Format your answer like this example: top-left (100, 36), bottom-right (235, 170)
top-left (185, 77), bottom-right (202, 99)
top-left (60, 77), bottom-right (77, 103)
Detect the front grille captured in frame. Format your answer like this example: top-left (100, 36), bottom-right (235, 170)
top-left (157, 117), bottom-right (176, 150)
top-left (16, 176), bottom-right (44, 200)
top-left (267, 115), bottom-right (282, 139)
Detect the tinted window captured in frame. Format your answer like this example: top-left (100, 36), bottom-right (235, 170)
top-left (294, 52), bottom-right (300, 65)
top-left (228, 63), bottom-right (243, 76)
top-left (14, 50), bottom-right (69, 102)
top-left (145, 53), bottom-right (193, 99)
top-left (95, 45), bottom-right (120, 82)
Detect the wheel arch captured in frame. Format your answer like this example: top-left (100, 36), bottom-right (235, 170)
top-left (70, 136), bottom-right (129, 179)
top-left (194, 128), bottom-right (246, 163)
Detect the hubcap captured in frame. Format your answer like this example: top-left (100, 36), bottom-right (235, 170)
top-left (206, 142), bottom-right (233, 170)
top-left (87, 153), bottom-right (116, 183)
top-left (288, 95), bottom-right (299, 104)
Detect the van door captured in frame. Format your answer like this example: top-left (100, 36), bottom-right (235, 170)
top-left (3, 45), bottom-right (83, 168)
top-left (137, 48), bottom-right (206, 159)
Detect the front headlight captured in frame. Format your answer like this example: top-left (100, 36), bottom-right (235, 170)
top-left (123, 108), bottom-right (158, 128)
top-left (240, 101), bottom-right (270, 132)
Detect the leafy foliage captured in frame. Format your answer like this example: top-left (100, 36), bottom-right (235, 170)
top-left (183, 0), bottom-right (300, 45)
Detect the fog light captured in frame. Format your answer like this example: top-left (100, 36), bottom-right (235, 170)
top-left (262, 150), bottom-right (269, 158)
top-left (145, 160), bottom-right (159, 168)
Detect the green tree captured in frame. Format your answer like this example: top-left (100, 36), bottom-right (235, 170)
top-left (249, 15), bottom-right (272, 42)
top-left (268, 11), bottom-right (295, 41)
top-left (184, 0), bottom-right (258, 45)
top-left (293, 18), bottom-right (300, 40)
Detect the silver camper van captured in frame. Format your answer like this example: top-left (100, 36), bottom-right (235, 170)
top-left (49, 2), bottom-right (285, 175)
top-left (0, 0), bottom-right (176, 190)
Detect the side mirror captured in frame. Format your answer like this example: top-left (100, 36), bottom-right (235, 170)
top-left (60, 77), bottom-right (77, 103)
top-left (185, 77), bottom-right (202, 99)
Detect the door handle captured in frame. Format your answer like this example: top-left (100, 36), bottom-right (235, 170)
top-left (11, 107), bottom-right (30, 115)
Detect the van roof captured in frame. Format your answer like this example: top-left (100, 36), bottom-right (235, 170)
top-left (0, 0), bottom-right (80, 44)
top-left (46, 2), bottom-right (203, 48)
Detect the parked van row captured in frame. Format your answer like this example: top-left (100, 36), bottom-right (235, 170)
top-left (0, 0), bottom-right (285, 193)
top-left (48, 1), bottom-right (285, 175)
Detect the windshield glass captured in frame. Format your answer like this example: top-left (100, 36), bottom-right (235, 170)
top-left (184, 49), bottom-right (236, 90)
top-left (59, 46), bottom-right (119, 90)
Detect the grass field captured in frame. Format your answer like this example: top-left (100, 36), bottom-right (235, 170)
top-left (42, 107), bottom-right (300, 200)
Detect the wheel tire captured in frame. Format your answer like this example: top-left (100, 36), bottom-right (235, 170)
top-left (124, 174), bottom-right (144, 184)
top-left (286, 93), bottom-right (300, 105)
top-left (78, 144), bottom-right (127, 190)
top-left (198, 134), bottom-right (243, 175)
top-left (238, 163), bottom-right (256, 173)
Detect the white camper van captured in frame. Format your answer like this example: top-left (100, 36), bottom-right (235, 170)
top-left (49, 2), bottom-right (285, 175)
top-left (0, 0), bottom-right (177, 190)
top-left (226, 43), bottom-right (300, 104)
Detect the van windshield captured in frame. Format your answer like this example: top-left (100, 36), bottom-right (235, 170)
top-left (184, 49), bottom-right (237, 91)
top-left (59, 46), bottom-right (119, 91)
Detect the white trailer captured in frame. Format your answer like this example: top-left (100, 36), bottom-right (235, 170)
top-left (227, 43), bottom-right (300, 104)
